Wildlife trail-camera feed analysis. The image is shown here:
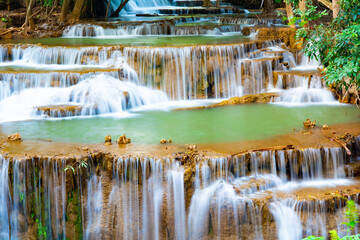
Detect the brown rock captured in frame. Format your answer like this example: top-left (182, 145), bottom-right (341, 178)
top-left (210, 92), bottom-right (280, 107)
top-left (303, 119), bottom-right (316, 128)
top-left (104, 135), bottom-right (112, 145)
top-left (118, 134), bottom-right (131, 144)
top-left (7, 133), bottom-right (22, 142)
top-left (36, 105), bottom-right (83, 117)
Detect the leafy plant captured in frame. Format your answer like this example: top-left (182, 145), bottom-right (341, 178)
top-left (329, 230), bottom-right (340, 240)
top-left (303, 199), bottom-right (360, 240)
top-left (343, 200), bottom-right (360, 232)
top-left (43, 0), bottom-right (53, 7)
top-left (303, 236), bottom-right (325, 240)
top-left (297, 0), bottom-right (360, 89)
top-left (64, 159), bottom-right (88, 174)
top-left (36, 218), bottom-right (47, 239)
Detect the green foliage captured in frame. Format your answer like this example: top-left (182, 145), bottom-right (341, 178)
top-left (36, 218), bottom-right (47, 239)
top-left (64, 164), bottom-right (75, 174)
top-left (303, 236), bottom-right (325, 240)
top-left (303, 199), bottom-right (359, 240)
top-left (293, 2), bottom-right (328, 27)
top-left (330, 230), bottom-right (340, 240)
top-left (0, 16), bottom-right (11, 23)
top-left (43, 0), bottom-right (53, 7)
top-left (64, 159), bottom-right (88, 174)
top-left (298, 0), bottom-right (360, 89)
top-left (343, 200), bottom-right (360, 232)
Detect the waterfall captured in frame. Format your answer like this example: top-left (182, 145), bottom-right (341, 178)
top-left (166, 162), bottom-right (186, 240)
top-left (0, 45), bottom-right (125, 66)
top-left (123, 40), bottom-right (279, 99)
top-left (0, 142), bottom-right (359, 239)
top-left (0, 156), bottom-right (10, 239)
top-left (63, 23), bottom-right (173, 37)
top-left (0, 74), bottom-right (168, 122)
top-left (0, 39), bottom-right (345, 122)
top-left (0, 71), bottom-right (122, 101)
top-left (84, 175), bottom-right (103, 239)
top-left (109, 0), bottom-right (172, 16)
top-left (63, 23), bottom-right (243, 37)
top-left (0, 156), bottom-right (68, 239)
top-left (274, 74), bottom-right (337, 104)
top-left (270, 200), bottom-right (303, 240)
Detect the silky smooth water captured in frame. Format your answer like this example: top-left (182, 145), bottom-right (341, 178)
top-left (1, 104), bottom-right (358, 144)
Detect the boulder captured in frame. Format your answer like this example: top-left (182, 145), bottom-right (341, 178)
top-left (118, 134), bottom-right (131, 144)
top-left (7, 133), bottom-right (22, 142)
top-left (104, 135), bottom-right (112, 145)
top-left (303, 119), bottom-right (316, 128)
top-left (160, 139), bottom-right (172, 144)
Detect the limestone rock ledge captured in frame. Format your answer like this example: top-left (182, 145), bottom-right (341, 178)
top-left (36, 104), bottom-right (84, 117)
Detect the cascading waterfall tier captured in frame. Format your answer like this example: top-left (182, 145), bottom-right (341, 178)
top-left (0, 74), bottom-right (168, 121)
top-left (123, 40), bottom-right (285, 99)
top-left (63, 23), bottom-right (243, 37)
top-left (1, 139), bottom-right (359, 239)
top-left (0, 39), bottom-right (336, 120)
top-left (0, 70), bottom-right (123, 101)
top-left (109, 0), bottom-right (171, 16)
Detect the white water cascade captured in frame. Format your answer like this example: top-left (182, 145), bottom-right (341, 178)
top-left (270, 200), bottom-right (303, 240)
top-left (0, 74), bottom-right (168, 122)
top-left (0, 141), bottom-right (359, 239)
top-left (63, 23), bottom-right (243, 37)
top-left (109, 0), bottom-right (172, 16)
top-left (0, 39), bottom-right (341, 122)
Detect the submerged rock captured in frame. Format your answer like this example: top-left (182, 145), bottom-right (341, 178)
top-left (7, 133), bottom-right (22, 142)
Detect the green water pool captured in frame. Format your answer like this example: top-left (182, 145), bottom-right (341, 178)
top-left (0, 34), bottom-right (250, 47)
top-left (1, 104), bottom-right (358, 144)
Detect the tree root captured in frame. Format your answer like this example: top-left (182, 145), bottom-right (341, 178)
top-left (231, 145), bottom-right (294, 157)
top-left (331, 138), bottom-right (351, 155)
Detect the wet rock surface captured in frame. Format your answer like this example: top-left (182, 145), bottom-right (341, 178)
top-left (0, 135), bottom-right (359, 239)
top-left (36, 104), bottom-right (84, 117)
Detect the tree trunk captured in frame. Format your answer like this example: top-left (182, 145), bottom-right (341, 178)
top-left (70, 0), bottom-right (86, 22)
top-left (299, 0), bottom-right (307, 27)
top-left (105, 0), bottom-right (111, 20)
top-left (285, 0), bottom-right (296, 28)
top-left (203, 0), bottom-right (213, 7)
top-left (263, 0), bottom-right (274, 14)
top-left (23, 0), bottom-right (35, 30)
top-left (216, 0), bottom-right (220, 7)
top-left (110, 0), bottom-right (130, 17)
top-left (59, 0), bottom-right (70, 22)
top-left (332, 0), bottom-right (340, 18)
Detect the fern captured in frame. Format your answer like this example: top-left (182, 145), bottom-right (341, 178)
top-left (329, 230), bottom-right (340, 240)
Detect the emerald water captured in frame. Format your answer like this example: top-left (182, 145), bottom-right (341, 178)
top-left (1, 0), bottom-right (360, 239)
top-left (0, 33), bottom-right (247, 47)
top-left (1, 104), bottom-right (358, 144)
